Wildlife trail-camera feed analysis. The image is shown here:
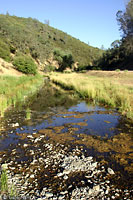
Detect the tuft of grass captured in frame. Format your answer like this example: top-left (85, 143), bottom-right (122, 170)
top-left (26, 108), bottom-right (31, 120)
top-left (50, 72), bottom-right (133, 119)
top-left (0, 166), bottom-right (17, 198)
top-left (0, 169), bottom-right (8, 193)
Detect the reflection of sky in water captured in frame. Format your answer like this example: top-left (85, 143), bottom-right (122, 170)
top-left (14, 101), bottom-right (120, 138)
top-left (0, 132), bottom-right (19, 151)
top-left (68, 102), bottom-right (107, 112)
top-left (48, 113), bottom-right (120, 137)
top-left (0, 101), bottom-right (121, 150)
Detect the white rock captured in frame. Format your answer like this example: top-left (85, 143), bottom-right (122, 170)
top-left (30, 174), bottom-right (35, 179)
top-left (57, 173), bottom-right (63, 177)
top-left (27, 135), bottom-right (33, 139)
top-left (64, 175), bottom-right (68, 180)
top-left (92, 162), bottom-right (97, 168)
top-left (107, 168), bottom-right (115, 175)
top-left (23, 144), bottom-right (28, 147)
top-left (12, 122), bottom-right (19, 127)
top-left (1, 163), bottom-right (8, 170)
top-left (93, 185), bottom-right (100, 191)
top-left (45, 192), bottom-right (53, 198)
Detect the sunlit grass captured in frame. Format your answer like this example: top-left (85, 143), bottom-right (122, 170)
top-left (50, 72), bottom-right (133, 119)
top-left (0, 165), bottom-right (17, 198)
top-left (26, 108), bottom-right (31, 120)
top-left (0, 74), bottom-right (43, 117)
top-left (0, 169), bottom-right (8, 193)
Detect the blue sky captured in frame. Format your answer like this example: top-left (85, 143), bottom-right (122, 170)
top-left (0, 0), bottom-right (126, 49)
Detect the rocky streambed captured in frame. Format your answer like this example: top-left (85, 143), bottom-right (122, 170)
top-left (0, 83), bottom-right (133, 199)
top-left (0, 132), bottom-right (132, 200)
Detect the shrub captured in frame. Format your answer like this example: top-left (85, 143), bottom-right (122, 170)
top-left (115, 69), bottom-right (121, 72)
top-left (92, 66), bottom-right (101, 70)
top-left (44, 65), bottom-right (55, 72)
top-left (0, 39), bottom-right (11, 62)
top-left (124, 70), bottom-right (128, 72)
top-left (13, 55), bottom-right (37, 75)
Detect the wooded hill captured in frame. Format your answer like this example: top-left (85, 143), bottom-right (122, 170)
top-left (0, 14), bottom-right (103, 73)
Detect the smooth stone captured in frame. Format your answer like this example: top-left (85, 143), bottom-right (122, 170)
top-left (57, 173), bottom-right (63, 177)
top-left (93, 185), bottom-right (100, 191)
top-left (30, 174), bottom-right (35, 178)
top-left (63, 175), bottom-right (68, 180)
top-left (12, 122), bottom-right (19, 127)
top-left (45, 192), bottom-right (53, 198)
top-left (23, 144), bottom-right (28, 147)
top-left (107, 168), bottom-right (115, 175)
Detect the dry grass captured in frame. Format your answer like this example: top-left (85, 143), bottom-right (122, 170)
top-left (50, 71), bottom-right (133, 119)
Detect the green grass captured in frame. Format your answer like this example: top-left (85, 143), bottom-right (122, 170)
top-left (0, 165), bottom-right (17, 198)
top-left (0, 74), bottom-right (43, 117)
top-left (0, 169), bottom-right (8, 193)
top-left (26, 108), bottom-right (31, 120)
top-left (50, 72), bottom-right (133, 119)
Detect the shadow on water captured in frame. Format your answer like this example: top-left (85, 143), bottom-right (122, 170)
top-left (0, 81), bottom-right (133, 187)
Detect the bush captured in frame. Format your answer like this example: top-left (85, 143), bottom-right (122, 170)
top-left (0, 39), bottom-right (11, 62)
top-left (92, 66), bottom-right (101, 70)
top-left (115, 69), bottom-right (120, 72)
top-left (13, 55), bottom-right (37, 75)
top-left (44, 65), bottom-right (55, 72)
top-left (77, 65), bottom-right (87, 71)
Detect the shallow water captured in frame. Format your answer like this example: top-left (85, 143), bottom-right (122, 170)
top-left (0, 82), bottom-right (132, 189)
top-left (0, 99), bottom-right (122, 149)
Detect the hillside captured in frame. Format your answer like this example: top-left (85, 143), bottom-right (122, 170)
top-left (0, 14), bottom-right (103, 72)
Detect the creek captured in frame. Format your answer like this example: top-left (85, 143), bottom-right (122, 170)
top-left (0, 81), bottom-right (132, 199)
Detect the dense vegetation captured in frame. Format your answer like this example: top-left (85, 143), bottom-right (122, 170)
top-left (96, 0), bottom-right (133, 70)
top-left (0, 14), bottom-right (103, 72)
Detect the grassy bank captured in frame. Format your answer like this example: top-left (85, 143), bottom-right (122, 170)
top-left (0, 74), bottom-right (44, 117)
top-left (50, 71), bottom-right (133, 119)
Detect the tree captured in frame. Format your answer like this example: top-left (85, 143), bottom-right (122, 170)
top-left (100, 45), bottom-right (105, 50)
top-left (116, 0), bottom-right (133, 38)
top-left (96, 0), bottom-right (133, 71)
top-left (111, 40), bottom-right (121, 48)
top-left (53, 48), bottom-right (74, 71)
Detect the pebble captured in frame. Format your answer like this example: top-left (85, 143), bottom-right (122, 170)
top-left (45, 192), bottom-right (53, 198)
top-left (107, 168), bottom-right (115, 175)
